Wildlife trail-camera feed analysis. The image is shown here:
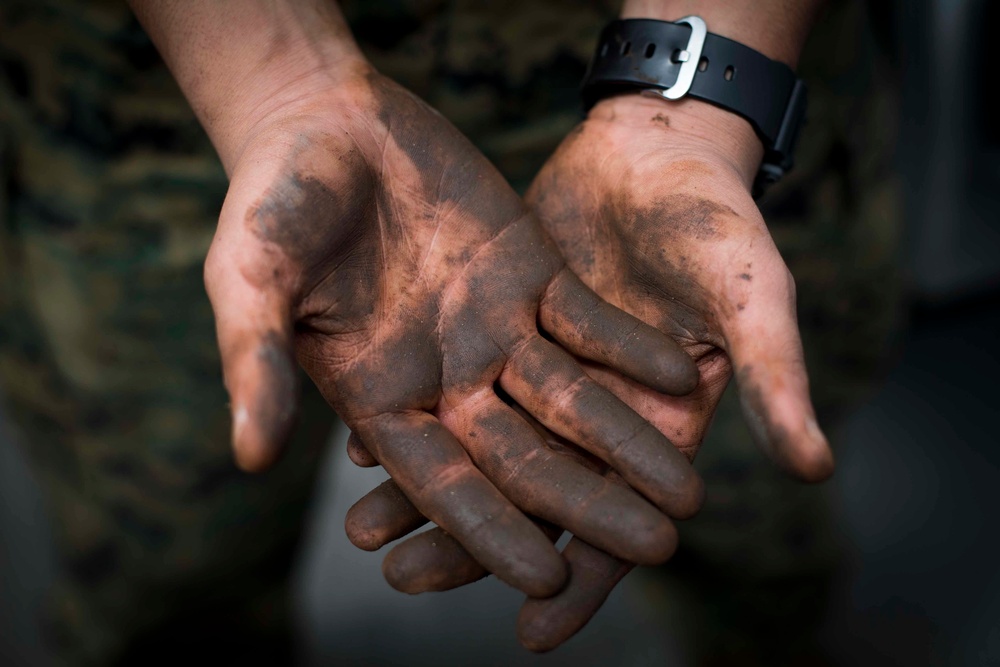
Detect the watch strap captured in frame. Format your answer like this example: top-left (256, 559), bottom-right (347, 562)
top-left (582, 18), bottom-right (807, 189)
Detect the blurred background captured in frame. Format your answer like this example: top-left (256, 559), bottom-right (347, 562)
top-left (2, 0), bottom-right (999, 665)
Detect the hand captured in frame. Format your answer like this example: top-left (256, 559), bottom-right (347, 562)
top-left (530, 95), bottom-right (835, 477)
top-left (354, 93), bottom-right (835, 647)
top-left (206, 66), bottom-right (710, 597)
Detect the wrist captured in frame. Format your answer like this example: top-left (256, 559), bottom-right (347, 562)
top-left (588, 93), bottom-right (763, 189)
top-left (131, 0), bottom-right (370, 171)
top-left (205, 45), bottom-right (371, 172)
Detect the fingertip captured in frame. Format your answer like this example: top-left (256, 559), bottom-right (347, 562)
top-left (736, 365), bottom-right (835, 484)
top-left (344, 502), bottom-right (387, 552)
top-left (231, 402), bottom-right (286, 473)
top-left (232, 443), bottom-right (278, 473)
top-left (795, 449), bottom-right (835, 483)
top-left (626, 515), bottom-right (678, 566)
top-left (652, 351), bottom-right (700, 396)
top-left (525, 555), bottom-right (570, 600)
top-left (226, 331), bottom-right (299, 472)
top-left (786, 417), bottom-right (835, 482)
top-left (539, 271), bottom-right (697, 396)
top-left (748, 406), bottom-right (835, 483)
top-left (498, 544), bottom-right (568, 599)
top-left (671, 471), bottom-right (707, 521)
top-left (646, 465), bottom-right (706, 521)
top-left (381, 531), bottom-right (490, 594)
top-left (230, 409), bottom-right (296, 473)
top-left (516, 605), bottom-right (564, 653)
top-left (346, 431), bottom-right (379, 467)
top-left (345, 480), bottom-right (427, 551)
top-left (516, 538), bottom-right (630, 652)
top-left (382, 548), bottom-right (426, 594)
top-left (674, 355), bottom-right (701, 395)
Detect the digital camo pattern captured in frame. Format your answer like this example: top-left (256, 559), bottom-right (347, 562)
top-left (0, 1), bottom-right (331, 663)
top-left (0, 0), bottom-right (901, 664)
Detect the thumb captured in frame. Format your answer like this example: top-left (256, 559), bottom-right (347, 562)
top-left (205, 237), bottom-right (299, 473)
top-left (723, 264), bottom-right (834, 482)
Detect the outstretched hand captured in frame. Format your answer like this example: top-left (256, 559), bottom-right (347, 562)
top-left (354, 94), bottom-right (835, 649)
top-left (206, 69), bottom-right (707, 597)
top-left (530, 95), bottom-right (834, 478)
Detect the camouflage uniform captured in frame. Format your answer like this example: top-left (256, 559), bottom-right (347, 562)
top-left (0, 2), bottom-right (332, 663)
top-left (0, 0), bottom-right (902, 664)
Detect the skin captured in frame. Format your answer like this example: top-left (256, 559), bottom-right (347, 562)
top-left (350, 93), bottom-right (835, 644)
top-left (351, 0), bottom-right (835, 651)
top-left (129, 1), bottom-right (710, 599)
top-left (212, 74), bottom-right (717, 596)
top-left (130, 0), bottom-right (834, 651)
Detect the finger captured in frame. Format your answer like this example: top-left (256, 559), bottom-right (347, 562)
top-left (346, 431), bottom-right (379, 467)
top-left (501, 337), bottom-right (705, 519)
top-left (382, 476), bottom-right (645, 649)
top-left (205, 247), bottom-right (298, 473)
top-left (577, 357), bottom-right (731, 459)
top-left (342, 413), bottom-right (599, 553)
top-left (380, 485), bottom-right (642, 649)
top-left (356, 411), bottom-right (567, 598)
top-left (508, 400), bottom-right (607, 471)
top-left (723, 266), bottom-right (834, 482)
top-left (517, 537), bottom-right (635, 653)
top-left (518, 469), bottom-right (637, 651)
top-left (344, 479), bottom-right (428, 551)
top-left (383, 527), bottom-right (489, 593)
top-left (443, 394), bottom-right (677, 564)
top-left (383, 523), bottom-right (564, 594)
top-left (540, 268), bottom-right (698, 395)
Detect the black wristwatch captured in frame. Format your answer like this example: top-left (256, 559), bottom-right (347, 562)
top-left (581, 17), bottom-right (807, 196)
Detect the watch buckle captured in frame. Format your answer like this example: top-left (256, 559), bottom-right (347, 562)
top-left (642, 15), bottom-right (707, 101)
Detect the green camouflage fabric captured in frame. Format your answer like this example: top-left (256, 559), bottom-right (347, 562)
top-left (0, 1), bottom-right (332, 664)
top-left (0, 0), bottom-right (902, 664)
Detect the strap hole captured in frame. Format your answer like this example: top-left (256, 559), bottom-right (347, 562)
top-left (698, 56), bottom-right (709, 72)
top-left (600, 42), bottom-right (609, 57)
top-left (621, 40), bottom-right (631, 56)
top-left (724, 65), bottom-right (736, 81)
top-left (645, 43), bottom-right (656, 58)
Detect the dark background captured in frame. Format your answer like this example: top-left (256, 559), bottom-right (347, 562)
top-left (3, 0), bottom-right (999, 664)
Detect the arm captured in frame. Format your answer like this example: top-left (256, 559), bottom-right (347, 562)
top-left (352, 0), bottom-right (834, 649)
top-left (128, 1), bottom-right (364, 173)
top-left (515, 0), bottom-right (832, 632)
top-left (572, 0), bottom-right (833, 476)
top-left (128, 1), bottom-right (707, 598)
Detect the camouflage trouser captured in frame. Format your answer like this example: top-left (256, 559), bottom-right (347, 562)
top-left (0, 0), bottom-right (902, 664)
top-left (0, 3), bottom-right (335, 664)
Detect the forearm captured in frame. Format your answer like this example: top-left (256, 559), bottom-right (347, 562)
top-left (128, 0), bottom-right (366, 171)
top-left (620, 0), bottom-right (824, 67)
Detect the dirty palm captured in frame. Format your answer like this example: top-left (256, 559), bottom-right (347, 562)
top-left (351, 95), bottom-right (838, 649)
top-left (205, 71), bottom-right (704, 598)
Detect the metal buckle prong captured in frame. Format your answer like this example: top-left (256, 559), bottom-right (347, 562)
top-left (642, 15), bottom-right (706, 101)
